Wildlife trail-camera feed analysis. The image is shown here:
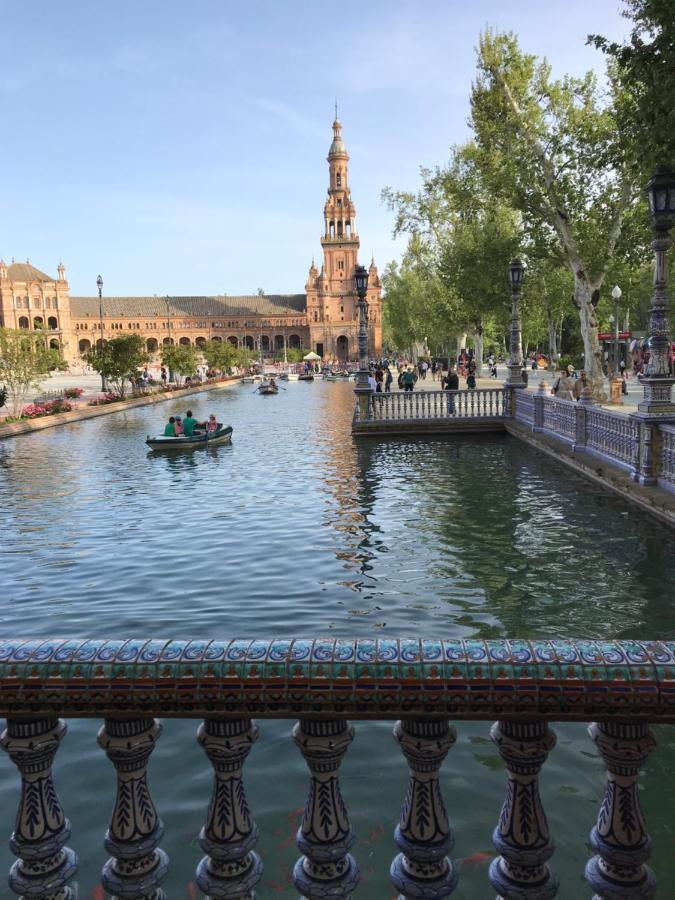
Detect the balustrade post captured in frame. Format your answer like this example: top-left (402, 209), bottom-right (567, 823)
top-left (1, 718), bottom-right (77, 900)
top-left (573, 401), bottom-right (588, 450)
top-left (196, 718), bottom-right (262, 899)
top-left (98, 718), bottom-right (168, 900)
top-left (489, 720), bottom-right (558, 900)
top-left (585, 721), bottom-right (657, 899)
top-left (293, 719), bottom-right (359, 899)
top-left (532, 389), bottom-right (545, 432)
top-left (390, 719), bottom-right (458, 899)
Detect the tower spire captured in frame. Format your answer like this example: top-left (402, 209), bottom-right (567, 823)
top-left (335, 98), bottom-right (338, 121)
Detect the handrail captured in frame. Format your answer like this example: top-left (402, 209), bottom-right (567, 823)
top-left (1, 636), bottom-right (673, 721)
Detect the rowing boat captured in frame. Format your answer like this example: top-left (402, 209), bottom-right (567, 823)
top-left (146, 424), bottom-right (233, 450)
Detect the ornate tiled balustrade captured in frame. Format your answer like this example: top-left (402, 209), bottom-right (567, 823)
top-left (540, 395), bottom-right (577, 443)
top-left (1, 636), bottom-right (673, 899)
top-left (660, 424), bottom-right (675, 491)
top-left (585, 406), bottom-right (640, 472)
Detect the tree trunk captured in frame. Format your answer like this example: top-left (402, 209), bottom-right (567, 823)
top-left (548, 318), bottom-right (558, 365)
top-left (473, 330), bottom-right (484, 376)
top-left (573, 272), bottom-right (606, 401)
top-left (456, 333), bottom-right (467, 359)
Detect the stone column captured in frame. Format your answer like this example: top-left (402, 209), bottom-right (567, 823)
top-left (489, 720), bottom-right (558, 900)
top-left (585, 721), bottom-right (656, 899)
top-left (293, 719), bottom-right (359, 899)
top-left (1, 718), bottom-right (78, 899)
top-left (390, 719), bottom-right (458, 898)
top-left (196, 718), bottom-right (262, 899)
top-left (98, 718), bottom-right (168, 899)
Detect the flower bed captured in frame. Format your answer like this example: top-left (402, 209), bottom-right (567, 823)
top-left (22, 400), bottom-right (74, 419)
top-left (87, 392), bottom-right (122, 406)
top-left (63, 387), bottom-right (84, 399)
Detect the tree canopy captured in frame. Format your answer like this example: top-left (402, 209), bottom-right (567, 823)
top-left (85, 334), bottom-right (149, 398)
top-left (0, 329), bottom-right (59, 417)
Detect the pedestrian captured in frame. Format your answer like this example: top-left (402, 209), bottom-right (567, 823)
top-left (555, 369), bottom-right (574, 400)
top-left (384, 367), bottom-right (393, 393)
top-left (375, 366), bottom-right (384, 393)
top-left (402, 367), bottom-right (417, 392)
top-left (443, 366), bottom-right (459, 414)
top-left (466, 371), bottom-right (476, 390)
top-left (161, 366), bottom-right (167, 386)
top-left (573, 370), bottom-right (591, 400)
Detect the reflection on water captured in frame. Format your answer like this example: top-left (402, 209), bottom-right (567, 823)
top-left (0, 381), bottom-right (674, 896)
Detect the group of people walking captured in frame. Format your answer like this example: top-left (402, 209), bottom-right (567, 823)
top-left (551, 366), bottom-right (592, 400)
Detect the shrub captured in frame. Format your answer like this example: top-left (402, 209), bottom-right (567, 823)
top-left (87, 392), bottom-right (121, 407)
top-left (21, 400), bottom-right (72, 418)
top-left (63, 387), bottom-right (84, 399)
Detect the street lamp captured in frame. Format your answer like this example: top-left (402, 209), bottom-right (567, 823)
top-left (506, 258), bottom-right (525, 388)
top-left (611, 285), bottom-right (622, 378)
top-left (96, 274), bottom-right (106, 391)
top-left (639, 165), bottom-right (675, 413)
top-left (353, 264), bottom-right (371, 419)
top-left (165, 296), bottom-right (174, 382)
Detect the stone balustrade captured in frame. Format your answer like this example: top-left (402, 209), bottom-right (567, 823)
top-left (659, 424), bottom-right (675, 491)
top-left (353, 388), bottom-right (507, 433)
top-left (1, 636), bottom-right (674, 898)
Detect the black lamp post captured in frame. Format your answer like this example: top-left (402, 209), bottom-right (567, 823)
top-left (353, 264), bottom-right (371, 418)
top-left (639, 165), bottom-right (675, 413)
top-left (96, 275), bottom-right (106, 391)
top-left (506, 258), bottom-right (525, 388)
top-left (165, 296), bottom-right (174, 382)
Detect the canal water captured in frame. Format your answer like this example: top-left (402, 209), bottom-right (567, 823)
top-left (1, 380), bottom-right (675, 898)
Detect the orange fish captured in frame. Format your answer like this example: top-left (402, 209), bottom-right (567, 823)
top-left (462, 851), bottom-right (492, 868)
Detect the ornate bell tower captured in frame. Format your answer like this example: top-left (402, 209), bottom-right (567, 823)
top-left (306, 112), bottom-right (382, 361)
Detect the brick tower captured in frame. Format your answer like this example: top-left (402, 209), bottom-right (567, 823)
top-left (306, 113), bottom-right (382, 361)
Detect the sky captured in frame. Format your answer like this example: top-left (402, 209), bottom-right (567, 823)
top-left (1, 0), bottom-right (631, 297)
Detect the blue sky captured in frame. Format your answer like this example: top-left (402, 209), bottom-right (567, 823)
top-left (1, 0), bottom-right (630, 296)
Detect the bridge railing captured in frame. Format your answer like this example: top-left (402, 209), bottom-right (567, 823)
top-left (0, 636), bottom-right (672, 898)
top-left (355, 388), bottom-right (507, 423)
top-left (659, 424), bottom-right (675, 491)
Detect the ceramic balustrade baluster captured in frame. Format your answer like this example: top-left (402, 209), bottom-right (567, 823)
top-left (390, 719), bottom-right (458, 899)
top-left (585, 721), bottom-right (657, 899)
top-left (98, 718), bottom-right (168, 900)
top-left (1, 718), bottom-right (78, 900)
top-left (293, 719), bottom-right (359, 899)
top-left (489, 720), bottom-right (558, 900)
top-left (196, 718), bottom-right (262, 899)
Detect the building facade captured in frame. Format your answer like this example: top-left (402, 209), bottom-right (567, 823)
top-left (0, 116), bottom-right (382, 366)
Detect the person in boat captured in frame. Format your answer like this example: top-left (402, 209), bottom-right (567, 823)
top-left (174, 416), bottom-right (184, 436)
top-left (183, 410), bottom-right (198, 437)
top-left (207, 414), bottom-right (218, 432)
top-left (269, 378), bottom-right (277, 389)
top-left (164, 416), bottom-right (176, 436)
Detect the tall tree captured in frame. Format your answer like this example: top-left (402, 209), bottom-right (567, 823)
top-left (0, 329), bottom-right (57, 417)
top-left (85, 334), bottom-right (149, 398)
top-left (160, 344), bottom-right (197, 383)
top-left (589, 0), bottom-right (675, 175)
top-left (470, 30), bottom-right (648, 395)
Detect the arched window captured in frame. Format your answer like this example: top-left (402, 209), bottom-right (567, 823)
top-left (227, 336), bottom-right (238, 346)
top-left (79, 339), bottom-right (91, 353)
top-left (48, 316), bottom-right (58, 330)
top-left (195, 336), bottom-right (206, 348)
top-left (23, 297), bottom-right (29, 309)
top-left (274, 334), bottom-right (284, 351)
top-left (260, 335), bottom-right (270, 351)
top-left (18, 316), bottom-right (29, 329)
top-left (49, 338), bottom-right (60, 350)
top-left (179, 337), bottom-right (191, 346)
top-left (45, 298), bottom-right (51, 309)
top-left (288, 334), bottom-right (301, 349)
top-left (14, 297), bottom-right (21, 309)
top-left (211, 335), bottom-right (222, 342)
top-left (146, 338), bottom-right (158, 353)
top-left (33, 316), bottom-right (44, 330)
top-left (337, 173), bottom-right (342, 187)
top-left (163, 337), bottom-right (174, 345)
top-left (244, 335), bottom-right (254, 350)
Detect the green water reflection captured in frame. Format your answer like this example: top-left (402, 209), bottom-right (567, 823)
top-left (0, 380), bottom-right (674, 897)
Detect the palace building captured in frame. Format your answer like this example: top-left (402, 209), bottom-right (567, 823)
top-left (0, 116), bottom-right (382, 366)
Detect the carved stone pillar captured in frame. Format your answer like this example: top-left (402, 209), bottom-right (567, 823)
top-left (573, 400), bottom-right (589, 450)
top-left (1, 718), bottom-right (78, 899)
top-left (489, 720), bottom-right (558, 900)
top-left (196, 718), bottom-right (262, 899)
top-left (98, 718), bottom-right (168, 900)
top-left (533, 390), bottom-right (545, 432)
top-left (390, 719), bottom-right (458, 899)
top-left (585, 721), bottom-right (657, 899)
top-left (292, 719), bottom-right (359, 899)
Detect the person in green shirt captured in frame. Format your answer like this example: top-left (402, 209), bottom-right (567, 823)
top-left (183, 410), bottom-right (198, 437)
top-left (164, 416), bottom-right (176, 436)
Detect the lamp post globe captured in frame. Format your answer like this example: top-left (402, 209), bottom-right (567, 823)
top-left (611, 285), bottom-right (622, 383)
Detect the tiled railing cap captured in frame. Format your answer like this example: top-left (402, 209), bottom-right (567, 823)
top-left (1, 638), bottom-right (674, 721)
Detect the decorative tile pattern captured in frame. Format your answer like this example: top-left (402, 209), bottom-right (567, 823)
top-left (0, 638), bottom-right (673, 721)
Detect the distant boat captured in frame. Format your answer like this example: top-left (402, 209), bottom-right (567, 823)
top-left (146, 425), bottom-right (233, 450)
top-left (258, 380), bottom-right (279, 395)
top-left (279, 372), bottom-right (300, 381)
top-left (242, 375), bottom-right (262, 383)
top-left (298, 373), bottom-right (314, 381)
